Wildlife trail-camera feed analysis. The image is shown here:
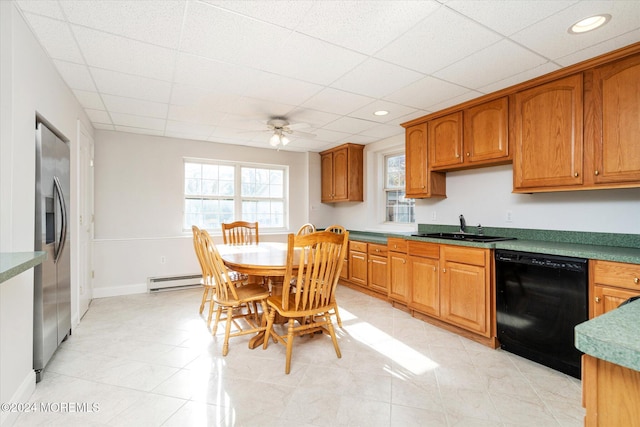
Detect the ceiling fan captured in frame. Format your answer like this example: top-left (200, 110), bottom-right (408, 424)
top-left (264, 118), bottom-right (316, 147)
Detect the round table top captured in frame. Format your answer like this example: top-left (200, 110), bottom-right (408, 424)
top-left (217, 242), bottom-right (290, 276)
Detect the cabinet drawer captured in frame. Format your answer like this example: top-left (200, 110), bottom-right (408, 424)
top-left (387, 238), bottom-right (407, 253)
top-left (593, 260), bottom-right (640, 291)
top-left (349, 240), bottom-right (367, 252)
top-left (368, 243), bottom-right (388, 257)
top-left (407, 241), bottom-right (439, 259)
top-left (441, 245), bottom-right (487, 266)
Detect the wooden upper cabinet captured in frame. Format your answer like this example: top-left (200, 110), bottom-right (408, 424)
top-left (405, 123), bottom-right (446, 198)
top-left (464, 97), bottom-right (510, 164)
top-left (513, 74), bottom-right (584, 192)
top-left (429, 112), bottom-right (463, 169)
top-left (320, 143), bottom-right (364, 203)
top-left (586, 53), bottom-right (640, 185)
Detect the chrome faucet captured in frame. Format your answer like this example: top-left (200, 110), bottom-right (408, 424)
top-left (459, 214), bottom-right (466, 233)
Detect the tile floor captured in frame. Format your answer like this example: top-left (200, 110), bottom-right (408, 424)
top-left (16, 286), bottom-right (584, 426)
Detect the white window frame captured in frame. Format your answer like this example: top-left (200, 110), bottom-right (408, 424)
top-left (383, 152), bottom-right (415, 225)
top-left (183, 158), bottom-right (289, 233)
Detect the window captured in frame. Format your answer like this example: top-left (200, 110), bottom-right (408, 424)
top-left (384, 153), bottom-right (414, 223)
top-left (184, 160), bottom-right (287, 231)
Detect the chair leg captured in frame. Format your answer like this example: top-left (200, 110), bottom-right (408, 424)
top-left (325, 313), bottom-right (342, 359)
top-left (212, 306), bottom-right (223, 334)
top-left (263, 308), bottom-right (276, 350)
top-left (222, 306), bottom-right (233, 356)
top-left (199, 286), bottom-right (210, 314)
top-left (207, 299), bottom-right (216, 327)
top-left (333, 305), bottom-right (343, 328)
top-left (285, 320), bottom-right (295, 374)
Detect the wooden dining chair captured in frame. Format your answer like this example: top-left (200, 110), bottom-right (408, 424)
top-left (324, 224), bottom-right (347, 327)
top-left (192, 226), bottom-right (248, 328)
top-left (199, 228), bottom-right (270, 356)
top-left (296, 223), bottom-right (316, 235)
top-left (263, 230), bottom-right (349, 374)
top-left (221, 221), bottom-right (259, 245)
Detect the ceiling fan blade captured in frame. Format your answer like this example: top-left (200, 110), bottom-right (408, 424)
top-left (287, 122), bottom-right (311, 130)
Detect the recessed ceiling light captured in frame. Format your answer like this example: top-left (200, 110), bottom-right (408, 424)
top-left (569, 14), bottom-right (611, 34)
top-left (374, 110), bottom-right (389, 116)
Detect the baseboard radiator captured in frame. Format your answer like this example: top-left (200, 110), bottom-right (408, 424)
top-left (147, 274), bottom-right (202, 292)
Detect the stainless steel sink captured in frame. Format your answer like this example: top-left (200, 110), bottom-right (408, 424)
top-left (413, 232), bottom-right (516, 243)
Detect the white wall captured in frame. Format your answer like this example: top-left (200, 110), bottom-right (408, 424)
top-left (92, 130), bottom-right (311, 297)
top-left (0, 3), bottom-right (93, 425)
top-left (312, 134), bottom-right (640, 235)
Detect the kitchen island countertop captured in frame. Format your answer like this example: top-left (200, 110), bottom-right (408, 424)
top-left (575, 299), bottom-right (640, 372)
top-left (0, 252), bottom-right (47, 284)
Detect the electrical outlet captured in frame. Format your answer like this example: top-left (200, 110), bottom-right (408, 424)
top-left (431, 211), bottom-right (437, 221)
top-left (506, 210), bottom-right (513, 223)
top-left (160, 256), bottom-right (166, 264)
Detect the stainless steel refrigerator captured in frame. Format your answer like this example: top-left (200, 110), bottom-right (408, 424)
top-left (34, 121), bottom-right (71, 382)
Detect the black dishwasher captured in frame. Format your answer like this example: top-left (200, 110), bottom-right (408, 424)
top-left (495, 250), bottom-right (588, 379)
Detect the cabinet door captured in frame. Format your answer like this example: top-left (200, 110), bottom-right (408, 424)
top-left (332, 147), bottom-right (349, 201)
top-left (409, 256), bottom-right (439, 315)
top-left (440, 260), bottom-right (489, 336)
top-left (592, 285), bottom-right (639, 317)
top-left (389, 252), bottom-right (409, 302)
top-left (514, 74), bottom-right (583, 190)
top-left (409, 256), bottom-right (440, 316)
top-left (429, 112), bottom-right (463, 169)
top-left (464, 97), bottom-right (509, 164)
top-left (349, 250), bottom-right (367, 286)
top-left (339, 252), bottom-right (349, 281)
top-left (589, 54), bottom-right (640, 184)
top-left (405, 123), bottom-right (429, 197)
top-left (320, 152), bottom-right (334, 202)
top-left (368, 254), bottom-right (388, 294)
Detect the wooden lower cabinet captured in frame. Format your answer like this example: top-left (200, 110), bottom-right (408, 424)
top-left (583, 354), bottom-right (640, 427)
top-left (406, 240), bottom-right (494, 344)
top-left (341, 240), bottom-right (388, 297)
top-left (368, 243), bottom-right (388, 294)
top-left (348, 241), bottom-right (368, 287)
top-left (590, 260), bottom-right (640, 318)
top-left (440, 245), bottom-right (491, 337)
top-left (388, 238), bottom-right (409, 303)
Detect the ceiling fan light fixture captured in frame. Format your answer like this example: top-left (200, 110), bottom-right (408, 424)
top-left (269, 133), bottom-right (281, 146)
top-left (281, 135), bottom-right (290, 146)
top-left (569, 14), bottom-right (611, 34)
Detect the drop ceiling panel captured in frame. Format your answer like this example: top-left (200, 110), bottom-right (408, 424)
top-left (101, 94), bottom-right (168, 119)
top-left (301, 88), bottom-right (376, 116)
top-left (52, 60), bottom-right (97, 92)
top-left (91, 68), bottom-right (172, 103)
top-left (14, 0), bottom-right (640, 152)
top-left (21, 13), bottom-right (84, 63)
top-left (59, 0), bottom-right (185, 49)
top-left (294, 0), bottom-right (441, 55)
top-left (434, 39), bottom-right (550, 89)
top-left (375, 6), bottom-right (503, 74)
top-left (331, 58), bottom-right (425, 99)
top-left (72, 26), bottom-right (175, 81)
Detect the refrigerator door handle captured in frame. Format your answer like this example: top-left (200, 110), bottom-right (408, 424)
top-left (53, 176), bottom-right (67, 264)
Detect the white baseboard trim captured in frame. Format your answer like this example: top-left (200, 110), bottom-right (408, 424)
top-left (0, 370), bottom-right (36, 427)
top-left (92, 283), bottom-right (147, 299)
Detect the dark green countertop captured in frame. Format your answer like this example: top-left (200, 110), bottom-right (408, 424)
top-left (575, 299), bottom-right (640, 372)
top-left (345, 226), bottom-right (640, 265)
top-left (0, 252), bottom-right (47, 284)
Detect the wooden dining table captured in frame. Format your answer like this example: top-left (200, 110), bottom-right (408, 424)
top-left (216, 242), bottom-right (291, 349)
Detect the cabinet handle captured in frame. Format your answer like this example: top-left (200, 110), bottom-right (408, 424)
top-left (433, 266), bottom-right (436, 271)
top-left (466, 152), bottom-right (470, 157)
top-left (403, 260), bottom-right (406, 264)
top-left (455, 154), bottom-right (460, 158)
top-left (595, 296), bottom-right (601, 303)
top-left (635, 277), bottom-right (639, 284)
top-left (442, 268), bottom-right (446, 273)
top-left (595, 170), bottom-right (599, 176)
top-left (574, 172), bottom-right (579, 177)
